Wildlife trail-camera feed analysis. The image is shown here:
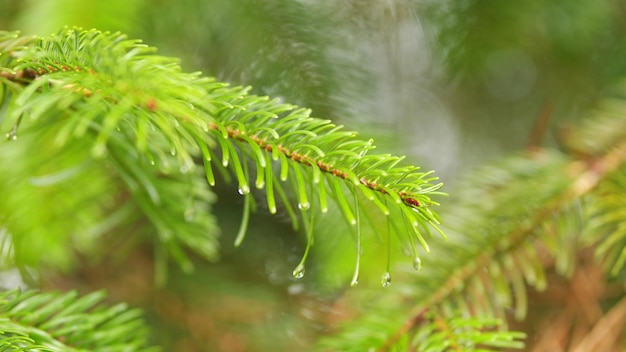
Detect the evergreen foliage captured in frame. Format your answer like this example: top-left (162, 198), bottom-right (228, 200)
top-left (0, 28), bottom-right (444, 277)
top-left (0, 28), bottom-right (478, 350)
top-left (317, 87), bottom-right (626, 351)
top-left (1, 4), bottom-right (625, 348)
top-left (0, 289), bottom-right (156, 351)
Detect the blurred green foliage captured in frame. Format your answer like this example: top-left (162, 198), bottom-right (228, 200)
top-left (2, 0), bottom-right (626, 351)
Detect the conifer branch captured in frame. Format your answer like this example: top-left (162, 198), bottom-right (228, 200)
top-left (380, 142), bottom-right (626, 350)
top-left (318, 89), bottom-right (626, 350)
top-left (0, 28), bottom-right (444, 280)
top-left (0, 290), bottom-right (157, 351)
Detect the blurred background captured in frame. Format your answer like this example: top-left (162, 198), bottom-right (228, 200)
top-left (1, 0), bottom-right (626, 350)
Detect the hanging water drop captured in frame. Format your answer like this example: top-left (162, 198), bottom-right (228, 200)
top-left (5, 132), bottom-right (16, 141)
top-left (145, 152), bottom-right (156, 166)
top-left (238, 185), bottom-right (250, 195)
top-left (170, 146), bottom-right (177, 156)
top-left (350, 276), bottom-right (359, 287)
top-left (292, 264), bottom-right (305, 279)
top-left (297, 201), bottom-right (310, 210)
top-left (381, 272), bottom-right (391, 288)
top-left (413, 257), bottom-right (422, 271)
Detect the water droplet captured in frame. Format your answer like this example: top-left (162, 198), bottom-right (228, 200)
top-left (297, 202), bottom-right (310, 210)
top-left (413, 257), bottom-right (422, 271)
top-left (381, 272), bottom-right (391, 287)
top-left (238, 185), bottom-right (250, 195)
top-left (5, 132), bottom-right (16, 141)
top-left (170, 146), bottom-right (177, 156)
top-left (292, 264), bottom-right (305, 279)
top-left (256, 180), bottom-right (265, 189)
top-left (145, 153), bottom-right (156, 165)
top-left (350, 277), bottom-right (359, 287)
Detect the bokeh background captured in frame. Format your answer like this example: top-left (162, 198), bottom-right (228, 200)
top-left (2, 0), bottom-right (625, 350)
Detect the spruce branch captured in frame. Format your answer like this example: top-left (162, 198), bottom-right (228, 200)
top-left (320, 86), bottom-right (626, 350)
top-left (0, 289), bottom-right (157, 351)
top-left (0, 28), bottom-right (445, 281)
top-left (586, 170), bottom-right (626, 276)
top-left (379, 142), bottom-right (626, 350)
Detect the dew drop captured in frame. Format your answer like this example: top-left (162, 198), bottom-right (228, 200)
top-left (170, 146), bottom-right (177, 156)
top-left (256, 180), bottom-right (265, 189)
top-left (298, 201), bottom-right (310, 210)
top-left (238, 185), bottom-right (250, 195)
top-left (350, 277), bottom-right (359, 287)
top-left (292, 264), bottom-right (305, 279)
top-left (381, 272), bottom-right (391, 288)
top-left (145, 153), bottom-right (156, 166)
top-left (413, 257), bottom-right (422, 271)
top-left (5, 132), bottom-right (16, 141)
